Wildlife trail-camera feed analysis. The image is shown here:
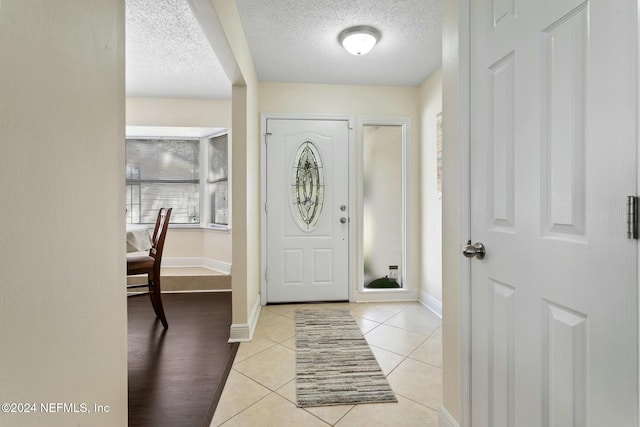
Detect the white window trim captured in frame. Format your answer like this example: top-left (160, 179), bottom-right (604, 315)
top-left (200, 130), bottom-right (231, 230)
top-left (125, 129), bottom-right (230, 230)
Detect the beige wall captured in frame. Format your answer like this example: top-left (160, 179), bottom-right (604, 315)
top-left (442, 0), bottom-right (464, 422)
top-left (259, 82), bottom-right (419, 118)
top-left (126, 97), bottom-right (231, 128)
top-left (126, 96), bottom-right (233, 264)
top-left (0, 1), bottom-right (127, 425)
top-left (162, 228), bottom-right (204, 258)
top-left (419, 69), bottom-right (443, 306)
top-left (211, 0), bottom-right (262, 333)
top-left (202, 230), bottom-right (233, 263)
top-left (259, 82), bottom-right (422, 295)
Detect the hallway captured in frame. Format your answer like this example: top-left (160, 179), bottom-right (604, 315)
top-left (211, 301), bottom-right (442, 426)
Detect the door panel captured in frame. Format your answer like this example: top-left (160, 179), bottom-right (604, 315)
top-left (543, 301), bottom-right (587, 427)
top-left (470, 0), bottom-right (637, 426)
top-left (542, 5), bottom-right (587, 240)
top-left (266, 119), bottom-right (349, 303)
top-left (488, 52), bottom-right (515, 232)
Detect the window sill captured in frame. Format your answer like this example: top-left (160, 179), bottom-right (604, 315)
top-left (206, 224), bottom-right (230, 233)
top-left (160, 224), bottom-right (230, 233)
top-left (167, 224), bottom-right (201, 229)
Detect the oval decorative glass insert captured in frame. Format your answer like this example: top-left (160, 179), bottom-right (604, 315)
top-left (290, 140), bottom-right (325, 231)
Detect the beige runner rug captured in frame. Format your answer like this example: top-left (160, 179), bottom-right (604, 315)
top-left (295, 308), bottom-right (397, 407)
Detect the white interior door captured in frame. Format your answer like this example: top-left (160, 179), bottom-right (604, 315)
top-left (265, 119), bottom-right (349, 303)
top-left (469, 0), bottom-right (638, 426)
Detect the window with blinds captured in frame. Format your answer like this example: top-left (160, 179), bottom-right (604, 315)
top-left (126, 139), bottom-right (200, 224)
top-left (208, 134), bottom-right (229, 226)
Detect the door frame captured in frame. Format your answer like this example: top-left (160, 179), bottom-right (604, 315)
top-left (454, 0), bottom-right (472, 425)
top-left (453, 1), bottom-right (640, 426)
top-left (637, 1), bottom-right (640, 418)
top-left (260, 113), bottom-right (356, 306)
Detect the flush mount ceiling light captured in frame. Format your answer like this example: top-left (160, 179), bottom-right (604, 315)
top-left (338, 26), bottom-right (381, 56)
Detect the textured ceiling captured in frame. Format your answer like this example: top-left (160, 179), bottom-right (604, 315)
top-left (236, 0), bottom-right (443, 86)
top-left (125, 0), bottom-right (231, 99)
top-left (125, 0), bottom-right (442, 101)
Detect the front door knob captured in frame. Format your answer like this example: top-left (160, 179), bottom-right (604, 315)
top-left (340, 217), bottom-right (347, 224)
top-left (462, 241), bottom-right (486, 260)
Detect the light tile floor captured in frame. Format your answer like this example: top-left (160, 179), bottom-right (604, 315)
top-left (211, 301), bottom-right (442, 426)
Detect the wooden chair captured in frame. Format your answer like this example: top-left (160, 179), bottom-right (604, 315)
top-left (127, 208), bottom-right (172, 329)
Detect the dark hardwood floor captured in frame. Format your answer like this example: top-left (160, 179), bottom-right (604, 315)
top-left (128, 291), bottom-right (238, 427)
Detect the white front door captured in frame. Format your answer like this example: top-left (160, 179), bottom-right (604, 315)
top-left (265, 119), bottom-right (349, 303)
top-left (470, 0), bottom-right (637, 426)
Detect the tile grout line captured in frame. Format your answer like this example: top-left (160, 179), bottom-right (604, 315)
top-left (218, 302), bottom-right (442, 426)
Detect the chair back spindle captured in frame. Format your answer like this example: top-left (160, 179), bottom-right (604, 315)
top-left (150, 208), bottom-right (171, 260)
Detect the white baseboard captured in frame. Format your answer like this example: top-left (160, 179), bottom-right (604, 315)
top-left (355, 288), bottom-right (420, 302)
top-left (163, 257), bottom-right (202, 268)
top-left (249, 294), bottom-right (261, 333)
top-left (202, 258), bottom-right (232, 274)
top-left (420, 290), bottom-right (442, 318)
top-left (163, 257), bottom-right (231, 274)
top-left (439, 405), bottom-right (460, 427)
top-left (228, 323), bottom-right (251, 342)
top-left (228, 294), bottom-right (262, 343)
